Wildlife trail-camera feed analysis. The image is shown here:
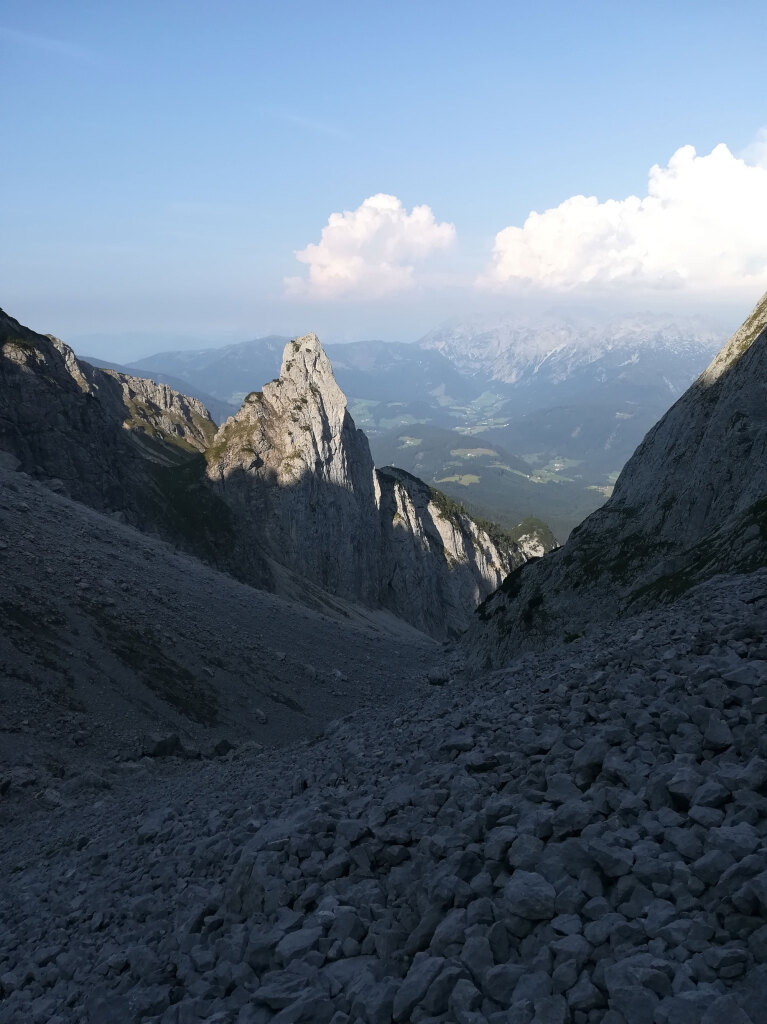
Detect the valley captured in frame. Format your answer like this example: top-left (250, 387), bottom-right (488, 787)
top-left (5, 5), bottom-right (767, 1022)
top-left (89, 313), bottom-right (723, 540)
top-left (0, 293), bottom-right (765, 1024)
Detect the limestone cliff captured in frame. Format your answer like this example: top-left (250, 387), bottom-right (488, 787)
top-left (1, 312), bottom-right (123, 507)
top-left (470, 290), bottom-right (767, 666)
top-left (0, 312), bottom-right (549, 638)
top-left (205, 334), bottom-right (382, 604)
top-left (376, 466), bottom-right (529, 636)
top-left (206, 334), bottom-right (541, 637)
top-left (0, 308), bottom-right (232, 562)
top-left (96, 369), bottom-right (217, 455)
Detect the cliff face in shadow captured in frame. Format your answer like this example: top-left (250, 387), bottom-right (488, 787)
top-left (205, 334), bottom-right (541, 637)
top-left (0, 308), bottom-right (241, 573)
top-left (469, 291), bottom-right (767, 666)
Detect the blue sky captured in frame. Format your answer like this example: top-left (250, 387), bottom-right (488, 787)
top-left (2, 0), bottom-right (767, 358)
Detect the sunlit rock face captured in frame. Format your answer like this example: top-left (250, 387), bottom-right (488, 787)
top-left (469, 291), bottom-right (767, 667)
top-left (205, 333), bottom-right (383, 605)
top-left (375, 465), bottom-right (530, 637)
top-left (206, 333), bottom-right (539, 637)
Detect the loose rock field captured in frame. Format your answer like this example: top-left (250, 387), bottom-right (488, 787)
top-left (2, 569), bottom-right (767, 1023)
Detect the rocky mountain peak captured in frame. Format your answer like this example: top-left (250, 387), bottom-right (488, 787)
top-left (279, 332), bottom-right (336, 385)
top-left (209, 332), bottom-right (371, 491)
top-left (204, 332), bottom-right (544, 636)
top-left (1, 310), bottom-right (551, 639)
top-left (261, 332), bottom-right (348, 432)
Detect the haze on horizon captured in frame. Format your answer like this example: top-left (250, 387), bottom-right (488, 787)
top-left (2, 1), bottom-right (767, 361)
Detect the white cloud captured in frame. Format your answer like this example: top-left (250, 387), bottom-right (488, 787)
top-left (285, 193), bottom-right (455, 299)
top-left (480, 142), bottom-right (767, 296)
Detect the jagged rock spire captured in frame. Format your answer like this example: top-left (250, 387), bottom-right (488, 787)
top-left (205, 332), bottom-right (534, 636)
top-left (263, 333), bottom-right (349, 436)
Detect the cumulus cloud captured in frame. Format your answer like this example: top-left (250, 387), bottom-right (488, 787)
top-left (285, 193), bottom-right (455, 299)
top-left (480, 142), bottom-right (767, 295)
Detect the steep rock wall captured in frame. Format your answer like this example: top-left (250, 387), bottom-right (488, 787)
top-left (205, 334), bottom-right (383, 604)
top-left (469, 291), bottom-right (767, 666)
top-left (206, 334), bottom-right (540, 637)
top-left (0, 309), bottom-right (233, 564)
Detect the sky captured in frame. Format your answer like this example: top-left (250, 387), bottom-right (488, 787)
top-left (2, 0), bottom-right (767, 359)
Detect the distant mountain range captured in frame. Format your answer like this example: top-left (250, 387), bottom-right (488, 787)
top-left (83, 313), bottom-right (725, 539)
top-left (471, 292), bottom-right (767, 665)
top-left (418, 312), bottom-right (724, 386)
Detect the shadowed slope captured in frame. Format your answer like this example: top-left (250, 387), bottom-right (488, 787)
top-left (470, 291), bottom-right (767, 666)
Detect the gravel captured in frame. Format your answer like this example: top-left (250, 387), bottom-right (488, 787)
top-left (2, 509), bottom-right (766, 1023)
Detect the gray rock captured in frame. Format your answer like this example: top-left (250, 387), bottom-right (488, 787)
top-left (143, 733), bottom-right (183, 758)
top-left (531, 994), bottom-right (568, 1024)
top-left (205, 333), bottom-right (536, 639)
top-left (460, 935), bottom-right (494, 985)
top-left (704, 715), bottom-right (734, 749)
top-left (255, 971), bottom-right (316, 1009)
top-left (483, 964), bottom-right (526, 1006)
top-left (608, 985), bottom-right (659, 1024)
top-left (505, 871), bottom-right (557, 920)
top-left (508, 836), bottom-right (546, 870)
top-left (274, 927), bottom-right (322, 963)
top-left (587, 837), bottom-right (635, 877)
top-left (465, 290), bottom-right (767, 666)
top-left (513, 971), bottom-right (552, 1003)
top-left (449, 977), bottom-right (483, 1016)
top-left (701, 994), bottom-right (755, 1023)
top-left (567, 973), bottom-right (603, 1011)
top-left (392, 954), bottom-right (444, 1021)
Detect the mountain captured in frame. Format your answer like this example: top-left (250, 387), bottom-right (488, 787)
top-left (204, 334), bottom-right (547, 637)
top-left (131, 336), bottom-right (484, 411)
top-left (4, 305), bottom-right (767, 1023)
top-left (95, 313), bottom-right (724, 540)
top-left (326, 339), bottom-right (484, 408)
top-left (1, 311), bottom-right (549, 638)
top-left (418, 312), bottom-right (724, 397)
top-left (471, 291), bottom-right (767, 667)
top-left (0, 454), bottom-right (434, 773)
top-left (81, 354), bottom-right (237, 425)
top-left (371, 422), bottom-right (602, 542)
top-left (134, 335), bottom-right (291, 407)
top-left (0, 310), bottom-right (242, 567)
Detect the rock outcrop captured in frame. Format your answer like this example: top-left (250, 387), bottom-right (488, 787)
top-left (1, 311), bottom-right (125, 508)
top-left (470, 290), bottom-right (767, 666)
top-left (206, 334), bottom-right (543, 637)
top-left (376, 466), bottom-right (530, 637)
top-left (5, 312), bottom-right (767, 1023)
top-left (0, 309), bottom-right (217, 486)
top-left (96, 368), bottom-right (216, 454)
top-left (1, 313), bottom-right (548, 638)
top-left (0, 308), bottom-right (234, 564)
top-left (206, 335), bottom-right (384, 606)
